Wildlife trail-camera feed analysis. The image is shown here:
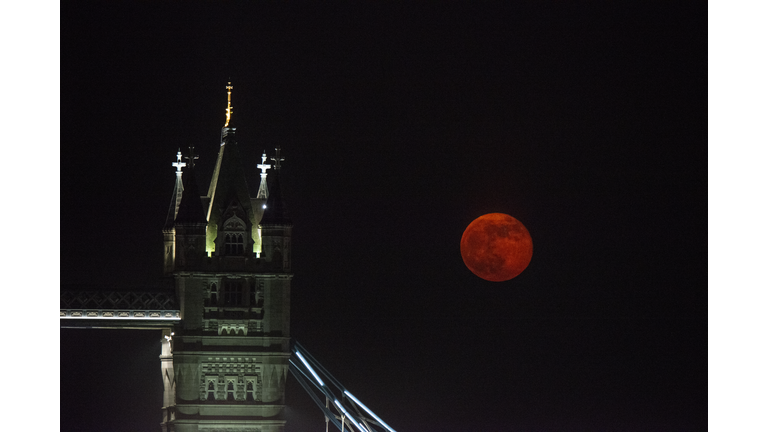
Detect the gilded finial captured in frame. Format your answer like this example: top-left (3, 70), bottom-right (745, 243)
top-left (224, 82), bottom-right (233, 127)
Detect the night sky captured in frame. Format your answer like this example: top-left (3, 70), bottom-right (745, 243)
top-left (58, 2), bottom-right (707, 431)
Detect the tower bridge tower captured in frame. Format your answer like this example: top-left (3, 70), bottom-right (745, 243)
top-left (60, 83), bottom-right (292, 431)
top-left (162, 82), bottom-right (292, 432)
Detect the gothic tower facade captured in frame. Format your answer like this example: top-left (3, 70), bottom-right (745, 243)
top-left (161, 83), bottom-right (292, 432)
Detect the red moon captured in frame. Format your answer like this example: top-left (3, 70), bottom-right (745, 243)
top-left (460, 213), bottom-right (533, 282)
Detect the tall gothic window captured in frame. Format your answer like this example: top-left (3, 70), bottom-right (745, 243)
top-left (227, 381), bottom-right (235, 401)
top-left (207, 381), bottom-right (216, 401)
top-left (210, 283), bottom-right (218, 305)
top-left (246, 380), bottom-right (255, 401)
top-left (225, 233), bottom-right (245, 255)
top-left (223, 280), bottom-right (243, 306)
top-left (221, 214), bottom-right (247, 256)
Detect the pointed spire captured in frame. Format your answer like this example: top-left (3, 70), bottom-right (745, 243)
top-left (206, 114), bottom-right (252, 252)
top-left (257, 151), bottom-right (271, 199)
top-left (175, 149), bottom-right (207, 225)
top-left (164, 149), bottom-right (187, 229)
top-left (260, 147), bottom-right (292, 226)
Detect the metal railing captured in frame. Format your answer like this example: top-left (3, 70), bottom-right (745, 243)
top-left (290, 340), bottom-right (397, 432)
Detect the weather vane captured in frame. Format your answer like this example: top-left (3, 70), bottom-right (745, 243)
top-left (224, 82), bottom-right (233, 127)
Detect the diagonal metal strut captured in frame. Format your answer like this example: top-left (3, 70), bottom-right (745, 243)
top-left (288, 340), bottom-right (397, 432)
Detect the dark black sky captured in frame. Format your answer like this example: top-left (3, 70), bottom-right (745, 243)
top-left (60, 2), bottom-right (706, 431)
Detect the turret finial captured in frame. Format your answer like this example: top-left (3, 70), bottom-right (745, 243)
top-left (224, 82), bottom-right (233, 127)
top-left (271, 146), bottom-right (285, 171)
top-left (256, 151), bottom-right (271, 200)
top-left (172, 149), bottom-right (186, 174)
top-left (185, 146), bottom-right (200, 169)
top-left (258, 152), bottom-right (271, 175)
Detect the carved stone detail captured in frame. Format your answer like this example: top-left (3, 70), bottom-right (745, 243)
top-left (199, 358), bottom-right (261, 402)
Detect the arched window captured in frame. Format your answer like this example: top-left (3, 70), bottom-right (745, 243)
top-left (207, 381), bottom-right (216, 401)
top-left (223, 280), bottom-right (243, 306)
top-left (246, 381), bottom-right (254, 401)
top-left (221, 215), bottom-right (247, 256)
top-left (224, 233), bottom-right (245, 255)
top-left (227, 382), bottom-right (235, 401)
top-left (210, 283), bottom-right (218, 305)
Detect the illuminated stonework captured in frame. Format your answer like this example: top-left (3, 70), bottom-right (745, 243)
top-left (158, 84), bottom-right (292, 432)
top-left (199, 358), bottom-right (264, 402)
top-left (60, 83), bottom-right (292, 432)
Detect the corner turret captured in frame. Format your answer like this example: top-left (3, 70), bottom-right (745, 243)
top-left (259, 146), bottom-right (292, 272)
top-left (173, 148), bottom-right (207, 270)
top-left (163, 150), bottom-right (187, 275)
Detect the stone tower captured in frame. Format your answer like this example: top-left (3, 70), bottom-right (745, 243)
top-left (161, 83), bottom-right (292, 432)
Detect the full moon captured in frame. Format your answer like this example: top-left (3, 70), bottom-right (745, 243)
top-left (460, 213), bottom-right (533, 282)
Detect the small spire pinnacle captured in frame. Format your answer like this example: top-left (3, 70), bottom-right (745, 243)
top-left (224, 82), bottom-right (233, 127)
top-left (185, 146), bottom-right (199, 169)
top-left (172, 149), bottom-right (186, 175)
top-left (257, 152), bottom-right (271, 175)
top-left (271, 146), bottom-right (285, 171)
top-left (260, 146), bottom-right (291, 226)
top-left (257, 151), bottom-right (271, 200)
